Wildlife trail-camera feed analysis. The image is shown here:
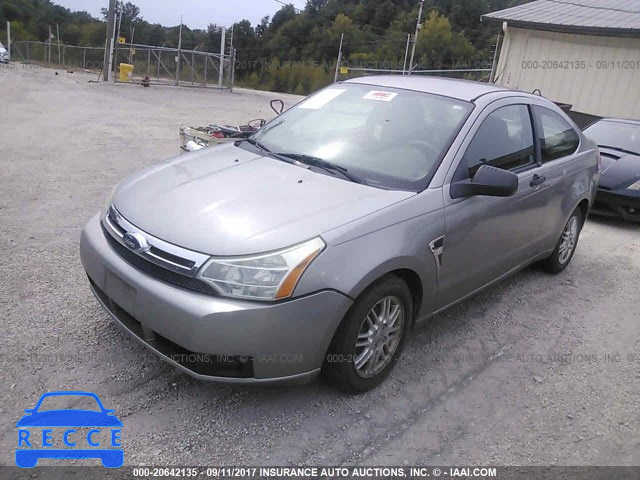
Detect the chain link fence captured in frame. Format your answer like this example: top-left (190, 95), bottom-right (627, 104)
top-left (11, 41), bottom-right (105, 71)
top-left (10, 40), bottom-right (235, 89)
top-left (113, 43), bottom-right (233, 88)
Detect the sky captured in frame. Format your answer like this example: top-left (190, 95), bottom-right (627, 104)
top-left (55, 0), bottom-right (308, 29)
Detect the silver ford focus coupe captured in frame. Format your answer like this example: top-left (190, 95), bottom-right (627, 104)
top-left (80, 76), bottom-right (600, 392)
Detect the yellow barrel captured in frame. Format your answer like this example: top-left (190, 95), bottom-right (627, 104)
top-left (119, 63), bottom-right (134, 82)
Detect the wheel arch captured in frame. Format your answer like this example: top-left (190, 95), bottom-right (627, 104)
top-left (577, 198), bottom-right (590, 226)
top-left (346, 262), bottom-right (427, 327)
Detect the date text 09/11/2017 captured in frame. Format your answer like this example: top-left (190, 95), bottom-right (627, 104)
top-left (521, 60), bottom-right (640, 70)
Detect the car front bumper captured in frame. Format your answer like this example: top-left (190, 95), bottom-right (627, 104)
top-left (80, 214), bottom-right (353, 384)
top-left (592, 188), bottom-right (640, 222)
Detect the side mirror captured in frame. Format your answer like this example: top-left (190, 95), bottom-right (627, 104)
top-left (450, 164), bottom-right (518, 199)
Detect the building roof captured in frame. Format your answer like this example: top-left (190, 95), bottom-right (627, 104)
top-left (344, 76), bottom-right (507, 102)
top-left (482, 0), bottom-right (640, 37)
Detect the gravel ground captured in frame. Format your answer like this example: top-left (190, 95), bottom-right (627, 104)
top-left (1, 65), bottom-right (639, 468)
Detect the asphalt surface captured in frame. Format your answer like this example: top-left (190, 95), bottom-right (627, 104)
top-left (1, 66), bottom-right (639, 468)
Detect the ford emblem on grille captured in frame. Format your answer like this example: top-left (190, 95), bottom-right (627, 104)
top-left (122, 232), bottom-right (150, 253)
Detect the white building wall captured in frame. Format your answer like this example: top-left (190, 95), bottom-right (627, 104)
top-left (494, 26), bottom-right (640, 119)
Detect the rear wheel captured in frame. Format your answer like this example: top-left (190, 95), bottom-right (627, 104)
top-left (541, 207), bottom-right (583, 273)
top-left (324, 275), bottom-right (412, 393)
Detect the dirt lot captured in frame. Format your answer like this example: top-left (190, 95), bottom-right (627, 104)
top-left (1, 65), bottom-right (639, 468)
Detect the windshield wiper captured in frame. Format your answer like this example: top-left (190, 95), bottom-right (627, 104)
top-left (598, 145), bottom-right (640, 157)
top-left (275, 153), bottom-right (364, 184)
top-left (235, 138), bottom-right (295, 164)
top-left (235, 137), bottom-right (270, 153)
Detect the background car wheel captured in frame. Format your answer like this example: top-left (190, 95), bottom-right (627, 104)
top-left (324, 275), bottom-right (412, 393)
top-left (541, 207), bottom-right (583, 274)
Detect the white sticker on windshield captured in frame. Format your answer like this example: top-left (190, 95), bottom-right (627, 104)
top-left (298, 88), bottom-right (347, 110)
top-left (363, 90), bottom-right (398, 102)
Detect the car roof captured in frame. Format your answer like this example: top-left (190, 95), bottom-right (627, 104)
top-left (343, 75), bottom-right (509, 102)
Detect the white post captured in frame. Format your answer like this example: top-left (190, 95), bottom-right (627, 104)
top-left (334, 33), bottom-right (344, 82)
top-left (230, 48), bottom-right (236, 93)
top-left (6, 21), bottom-right (10, 59)
top-left (408, 0), bottom-right (424, 75)
top-left (107, 12), bottom-right (117, 82)
top-left (176, 16), bottom-right (183, 85)
top-left (56, 24), bottom-right (61, 65)
top-left (48, 25), bottom-right (52, 63)
top-left (218, 27), bottom-right (226, 87)
top-left (403, 33), bottom-right (410, 75)
top-left (129, 26), bottom-right (135, 64)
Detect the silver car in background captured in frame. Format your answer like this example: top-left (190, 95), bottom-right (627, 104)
top-left (0, 42), bottom-right (9, 63)
top-left (80, 76), bottom-right (600, 392)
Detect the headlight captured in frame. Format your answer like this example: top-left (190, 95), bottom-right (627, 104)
top-left (628, 180), bottom-right (640, 191)
top-left (197, 237), bottom-right (325, 301)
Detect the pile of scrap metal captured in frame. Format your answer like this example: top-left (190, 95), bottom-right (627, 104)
top-left (180, 100), bottom-right (285, 152)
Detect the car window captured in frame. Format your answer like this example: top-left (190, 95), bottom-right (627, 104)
top-left (534, 106), bottom-right (579, 162)
top-left (455, 104), bottom-right (536, 181)
top-left (583, 120), bottom-right (640, 155)
top-left (251, 83), bottom-right (473, 192)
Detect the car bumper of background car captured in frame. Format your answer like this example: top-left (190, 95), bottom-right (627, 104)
top-left (80, 214), bottom-right (353, 384)
top-left (592, 189), bottom-right (640, 222)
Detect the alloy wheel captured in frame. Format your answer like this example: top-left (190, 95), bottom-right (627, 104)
top-left (353, 296), bottom-right (405, 379)
top-left (558, 215), bottom-right (579, 265)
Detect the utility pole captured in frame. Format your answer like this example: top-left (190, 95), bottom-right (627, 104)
top-left (103, 0), bottom-right (116, 81)
top-left (408, 0), bottom-right (424, 75)
top-left (176, 15), bottom-right (183, 85)
top-left (334, 33), bottom-right (344, 82)
top-left (113, 6), bottom-right (123, 79)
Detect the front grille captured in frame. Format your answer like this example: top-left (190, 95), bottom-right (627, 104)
top-left (89, 278), bottom-right (254, 378)
top-left (101, 224), bottom-right (216, 296)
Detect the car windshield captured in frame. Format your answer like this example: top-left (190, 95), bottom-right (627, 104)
top-left (37, 395), bottom-right (101, 412)
top-left (583, 120), bottom-right (640, 155)
top-left (249, 83), bottom-right (473, 191)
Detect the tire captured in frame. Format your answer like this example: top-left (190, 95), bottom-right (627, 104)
top-left (541, 207), bottom-right (583, 274)
top-left (324, 275), bottom-right (412, 393)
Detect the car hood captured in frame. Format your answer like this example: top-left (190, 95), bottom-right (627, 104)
top-left (16, 410), bottom-right (123, 427)
top-left (599, 150), bottom-right (640, 190)
top-left (113, 144), bottom-right (414, 255)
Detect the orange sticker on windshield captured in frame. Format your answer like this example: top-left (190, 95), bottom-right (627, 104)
top-left (363, 90), bottom-right (398, 102)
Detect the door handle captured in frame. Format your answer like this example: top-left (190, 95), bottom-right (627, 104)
top-left (530, 174), bottom-right (546, 187)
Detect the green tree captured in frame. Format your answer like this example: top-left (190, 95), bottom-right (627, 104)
top-left (416, 10), bottom-right (477, 69)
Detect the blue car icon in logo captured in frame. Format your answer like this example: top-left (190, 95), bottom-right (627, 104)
top-left (15, 391), bottom-right (123, 468)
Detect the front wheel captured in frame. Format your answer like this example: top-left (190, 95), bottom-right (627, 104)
top-left (324, 275), bottom-right (412, 393)
top-left (541, 207), bottom-right (583, 274)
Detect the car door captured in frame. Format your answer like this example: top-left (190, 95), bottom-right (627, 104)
top-left (436, 100), bottom-right (548, 309)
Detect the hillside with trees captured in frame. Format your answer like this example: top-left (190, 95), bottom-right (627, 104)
top-left (0, 0), bottom-right (526, 93)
